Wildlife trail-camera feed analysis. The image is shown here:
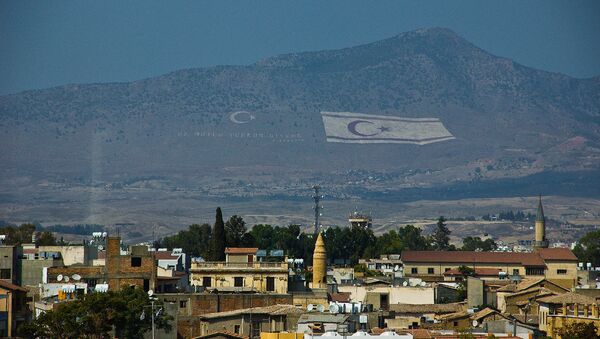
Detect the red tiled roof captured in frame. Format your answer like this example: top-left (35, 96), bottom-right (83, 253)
top-left (330, 292), bottom-right (351, 302)
top-left (225, 247), bottom-right (258, 254)
top-left (0, 280), bottom-right (28, 292)
top-left (154, 251), bottom-right (178, 260)
top-left (536, 248), bottom-right (577, 261)
top-left (443, 267), bottom-right (501, 276)
top-left (401, 251), bottom-right (546, 266)
top-left (23, 248), bottom-right (38, 254)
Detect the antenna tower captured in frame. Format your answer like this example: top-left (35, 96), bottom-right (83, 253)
top-left (312, 185), bottom-right (322, 235)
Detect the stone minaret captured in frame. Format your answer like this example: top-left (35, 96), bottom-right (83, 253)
top-left (311, 232), bottom-right (327, 289)
top-left (534, 195), bottom-right (548, 249)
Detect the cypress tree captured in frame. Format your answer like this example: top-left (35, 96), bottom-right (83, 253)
top-left (211, 207), bottom-right (226, 261)
top-left (431, 216), bottom-right (450, 250)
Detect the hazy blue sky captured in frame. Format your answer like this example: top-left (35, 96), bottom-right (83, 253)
top-left (1, 0), bottom-right (599, 95)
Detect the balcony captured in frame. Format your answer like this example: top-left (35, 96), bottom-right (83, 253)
top-left (191, 261), bottom-right (288, 271)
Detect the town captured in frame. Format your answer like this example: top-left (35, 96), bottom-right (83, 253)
top-left (1, 196), bottom-right (599, 338)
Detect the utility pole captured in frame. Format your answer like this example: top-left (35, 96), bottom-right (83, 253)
top-left (312, 185), bottom-right (322, 236)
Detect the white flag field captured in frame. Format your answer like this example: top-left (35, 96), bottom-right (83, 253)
top-left (321, 111), bottom-right (455, 145)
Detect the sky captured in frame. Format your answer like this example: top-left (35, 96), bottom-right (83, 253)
top-left (1, 0), bottom-right (599, 95)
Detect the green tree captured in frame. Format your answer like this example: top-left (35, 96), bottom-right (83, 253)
top-left (573, 229), bottom-right (600, 266)
top-left (159, 223), bottom-right (212, 258)
top-left (19, 286), bottom-right (172, 339)
top-left (461, 236), bottom-right (496, 251)
top-left (225, 215), bottom-right (246, 247)
top-left (398, 224), bottom-right (429, 250)
top-left (37, 231), bottom-right (58, 246)
top-left (210, 207), bottom-right (226, 261)
top-left (431, 216), bottom-right (451, 250)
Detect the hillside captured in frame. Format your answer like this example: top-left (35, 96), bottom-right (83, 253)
top-left (1, 27), bottom-right (599, 208)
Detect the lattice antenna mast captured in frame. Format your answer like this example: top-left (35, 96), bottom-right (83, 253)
top-left (312, 185), bottom-right (322, 236)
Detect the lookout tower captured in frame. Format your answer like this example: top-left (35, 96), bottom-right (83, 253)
top-left (534, 195), bottom-right (549, 249)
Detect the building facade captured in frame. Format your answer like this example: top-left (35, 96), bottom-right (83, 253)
top-left (189, 248), bottom-right (288, 294)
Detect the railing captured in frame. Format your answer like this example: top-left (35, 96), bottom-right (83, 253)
top-left (191, 261), bottom-right (288, 269)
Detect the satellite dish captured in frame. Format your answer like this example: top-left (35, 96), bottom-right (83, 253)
top-left (72, 274), bottom-right (81, 281)
top-left (317, 304), bottom-right (325, 312)
top-left (307, 304), bottom-right (314, 312)
top-left (148, 289), bottom-right (154, 297)
top-left (64, 276), bottom-right (70, 282)
top-left (402, 281), bottom-right (408, 287)
top-left (472, 320), bottom-right (479, 327)
top-left (420, 282), bottom-right (427, 287)
top-left (329, 304), bottom-right (340, 314)
top-left (57, 274), bottom-right (63, 282)
top-left (394, 265), bottom-right (399, 272)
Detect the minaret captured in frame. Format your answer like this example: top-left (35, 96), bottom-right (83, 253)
top-left (534, 195), bottom-right (548, 249)
top-left (311, 232), bottom-right (327, 289)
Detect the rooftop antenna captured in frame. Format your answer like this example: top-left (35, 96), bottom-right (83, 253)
top-left (312, 185), bottom-right (322, 236)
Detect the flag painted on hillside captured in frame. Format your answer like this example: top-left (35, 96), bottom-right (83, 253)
top-left (321, 111), bottom-right (455, 145)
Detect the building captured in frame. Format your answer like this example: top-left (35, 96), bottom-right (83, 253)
top-left (46, 236), bottom-right (156, 292)
top-left (359, 255), bottom-right (402, 277)
top-left (198, 304), bottom-right (303, 338)
top-left (0, 280), bottom-right (29, 337)
top-left (537, 292), bottom-right (600, 337)
top-left (311, 233), bottom-right (327, 289)
top-left (533, 196), bottom-right (549, 249)
top-left (387, 303), bottom-right (466, 329)
top-left (349, 212), bottom-right (372, 229)
top-left (0, 245), bottom-right (21, 285)
top-left (154, 248), bottom-right (189, 293)
top-left (189, 247), bottom-right (288, 293)
top-left (401, 248), bottom-right (578, 288)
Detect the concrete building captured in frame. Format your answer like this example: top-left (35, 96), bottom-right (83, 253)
top-left (189, 248), bottom-right (288, 294)
top-left (198, 304), bottom-right (303, 338)
top-left (401, 248), bottom-right (578, 288)
top-left (337, 285), bottom-right (435, 309)
top-left (154, 248), bottom-right (189, 293)
top-left (359, 255), bottom-right (402, 277)
top-left (0, 245), bottom-right (21, 285)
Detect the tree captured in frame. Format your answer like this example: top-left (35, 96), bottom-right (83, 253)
top-left (398, 224), bottom-right (429, 250)
top-left (0, 223), bottom-right (57, 246)
top-left (431, 216), bottom-right (451, 250)
top-left (556, 322), bottom-right (600, 339)
top-left (18, 286), bottom-right (172, 338)
top-left (36, 231), bottom-right (58, 246)
top-left (159, 223), bottom-right (212, 258)
top-left (210, 207), bottom-right (226, 261)
top-left (461, 236), bottom-right (496, 251)
top-left (225, 215), bottom-right (246, 247)
top-left (573, 229), bottom-right (600, 267)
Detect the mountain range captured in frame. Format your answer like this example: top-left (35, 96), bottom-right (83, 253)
top-left (1, 27), bottom-right (599, 205)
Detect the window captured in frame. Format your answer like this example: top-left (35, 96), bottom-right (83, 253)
top-left (453, 321), bottom-right (458, 327)
top-left (234, 277), bottom-right (244, 287)
top-left (202, 276), bottom-right (211, 287)
top-left (427, 267), bottom-right (434, 274)
top-left (131, 257), bottom-right (142, 267)
top-left (411, 267), bottom-right (418, 274)
top-left (180, 300), bottom-right (187, 308)
top-left (444, 268), bottom-right (451, 272)
top-left (512, 269), bottom-right (519, 275)
top-left (266, 277), bottom-right (275, 292)
top-left (0, 269), bottom-right (11, 279)
top-left (557, 269), bottom-right (567, 275)
top-left (143, 279), bottom-right (149, 292)
top-left (526, 267), bottom-right (544, 276)
top-left (234, 325), bottom-right (240, 334)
